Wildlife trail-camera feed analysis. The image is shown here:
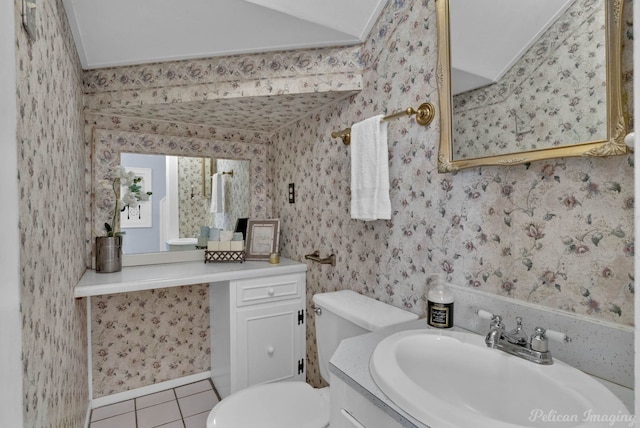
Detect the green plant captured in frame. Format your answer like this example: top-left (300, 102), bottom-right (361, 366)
top-left (104, 167), bottom-right (152, 237)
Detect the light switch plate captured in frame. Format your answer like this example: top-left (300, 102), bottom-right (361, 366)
top-left (288, 183), bottom-right (295, 203)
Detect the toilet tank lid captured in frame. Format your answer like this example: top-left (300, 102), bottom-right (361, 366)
top-left (312, 290), bottom-right (418, 331)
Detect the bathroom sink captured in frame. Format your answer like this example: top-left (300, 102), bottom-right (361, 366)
top-left (166, 238), bottom-right (198, 251)
top-left (369, 329), bottom-right (630, 428)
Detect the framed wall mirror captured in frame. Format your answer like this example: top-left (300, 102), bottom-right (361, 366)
top-left (435, 0), bottom-right (629, 172)
top-left (91, 128), bottom-right (269, 266)
top-left (119, 153), bottom-right (250, 255)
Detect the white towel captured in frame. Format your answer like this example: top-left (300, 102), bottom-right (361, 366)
top-left (350, 115), bottom-right (391, 221)
top-left (210, 173), bottom-right (224, 213)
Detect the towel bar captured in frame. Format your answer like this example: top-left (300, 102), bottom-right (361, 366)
top-left (331, 102), bottom-right (435, 145)
top-left (304, 251), bottom-right (336, 266)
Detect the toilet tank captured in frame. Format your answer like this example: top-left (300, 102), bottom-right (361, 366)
top-left (312, 290), bottom-right (418, 383)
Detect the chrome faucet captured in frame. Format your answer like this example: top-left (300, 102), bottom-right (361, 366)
top-left (477, 310), bottom-right (571, 365)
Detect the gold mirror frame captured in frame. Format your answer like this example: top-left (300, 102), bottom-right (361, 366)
top-left (436, 0), bottom-right (629, 173)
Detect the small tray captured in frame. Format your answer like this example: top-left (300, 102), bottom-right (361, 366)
top-left (204, 250), bottom-right (245, 263)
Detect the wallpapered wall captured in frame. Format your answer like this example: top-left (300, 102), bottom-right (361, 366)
top-left (213, 158), bottom-right (251, 232)
top-left (271, 0), bottom-right (635, 387)
top-left (90, 129), bottom-right (267, 395)
top-left (178, 156), bottom-right (212, 238)
top-left (84, 45), bottom-right (362, 396)
top-left (91, 285), bottom-right (210, 397)
top-left (177, 157), bottom-right (250, 236)
top-left (452, 0), bottom-right (606, 158)
top-left (84, 0), bottom-right (633, 395)
top-left (14, 0), bottom-right (88, 426)
top-left (85, 45), bottom-right (363, 393)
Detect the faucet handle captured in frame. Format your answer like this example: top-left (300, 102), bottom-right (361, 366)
top-left (476, 310), bottom-right (503, 328)
top-left (530, 327), bottom-right (571, 353)
top-left (477, 309), bottom-right (495, 320)
top-left (530, 327), bottom-right (548, 352)
top-left (544, 328), bottom-right (572, 343)
top-left (512, 317), bottom-right (524, 333)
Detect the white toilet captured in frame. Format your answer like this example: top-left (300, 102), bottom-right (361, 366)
top-left (206, 289), bottom-right (418, 428)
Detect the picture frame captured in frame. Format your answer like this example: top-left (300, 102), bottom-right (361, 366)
top-left (245, 219), bottom-right (280, 260)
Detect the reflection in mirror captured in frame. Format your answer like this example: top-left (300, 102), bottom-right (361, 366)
top-left (436, 0), bottom-right (628, 172)
top-left (120, 153), bottom-right (250, 255)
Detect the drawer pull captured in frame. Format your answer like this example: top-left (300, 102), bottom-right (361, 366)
top-left (267, 346), bottom-right (275, 356)
top-left (267, 287), bottom-right (275, 296)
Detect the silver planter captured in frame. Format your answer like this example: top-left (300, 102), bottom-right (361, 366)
top-left (95, 236), bottom-right (122, 273)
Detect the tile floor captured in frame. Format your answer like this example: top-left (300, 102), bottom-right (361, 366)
top-left (89, 379), bottom-right (220, 428)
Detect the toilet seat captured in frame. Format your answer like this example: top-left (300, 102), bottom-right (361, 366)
top-left (206, 382), bottom-right (330, 428)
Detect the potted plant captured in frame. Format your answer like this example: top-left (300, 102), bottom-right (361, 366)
top-left (95, 167), bottom-right (152, 273)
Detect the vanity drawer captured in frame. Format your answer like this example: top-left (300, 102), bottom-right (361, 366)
top-left (234, 273), bottom-right (303, 306)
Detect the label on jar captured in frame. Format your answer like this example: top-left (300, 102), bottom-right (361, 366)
top-left (428, 301), bottom-right (453, 328)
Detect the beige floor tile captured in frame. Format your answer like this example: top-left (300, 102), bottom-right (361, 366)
top-left (178, 389), bottom-right (219, 417)
top-left (91, 400), bottom-right (135, 422)
top-left (184, 411), bottom-right (210, 428)
top-left (156, 420), bottom-right (186, 428)
top-left (136, 389), bottom-right (176, 409)
top-left (90, 411), bottom-right (136, 428)
top-left (175, 380), bottom-right (213, 398)
top-left (137, 400), bottom-right (182, 428)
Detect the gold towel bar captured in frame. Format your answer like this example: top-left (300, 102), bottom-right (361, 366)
top-left (331, 102), bottom-right (435, 145)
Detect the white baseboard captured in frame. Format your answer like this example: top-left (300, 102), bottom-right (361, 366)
top-left (91, 371), bottom-right (212, 409)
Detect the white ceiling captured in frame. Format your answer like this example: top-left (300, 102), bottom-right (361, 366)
top-left (62, 0), bottom-right (387, 69)
top-left (450, 0), bottom-right (575, 94)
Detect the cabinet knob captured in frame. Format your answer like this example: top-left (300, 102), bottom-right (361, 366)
top-left (267, 288), bottom-right (275, 296)
top-left (267, 346), bottom-right (275, 356)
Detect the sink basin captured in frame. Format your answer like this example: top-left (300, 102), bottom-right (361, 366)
top-left (166, 238), bottom-right (198, 251)
top-left (370, 329), bottom-right (630, 428)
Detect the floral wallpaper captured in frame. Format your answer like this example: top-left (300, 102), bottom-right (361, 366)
top-left (81, 46), bottom-right (363, 138)
top-left (215, 158), bottom-right (251, 232)
top-left (452, 0), bottom-right (607, 159)
top-left (86, 112), bottom-right (272, 145)
top-left (84, 0), bottom-right (634, 396)
top-left (270, 0), bottom-right (635, 387)
top-left (176, 157), bottom-right (250, 236)
top-left (91, 285), bottom-right (210, 397)
top-left (177, 156), bottom-right (212, 238)
top-left (14, 0), bottom-right (89, 426)
top-left (90, 129), bottom-right (268, 393)
top-left (82, 46), bottom-right (362, 92)
top-left (91, 92), bottom-right (360, 134)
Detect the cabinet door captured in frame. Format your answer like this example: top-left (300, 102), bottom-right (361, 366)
top-left (234, 300), bottom-right (304, 390)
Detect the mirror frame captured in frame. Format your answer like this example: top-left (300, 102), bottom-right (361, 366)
top-left (435, 0), bottom-right (629, 172)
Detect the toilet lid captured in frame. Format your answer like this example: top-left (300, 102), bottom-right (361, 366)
top-left (207, 382), bottom-right (329, 428)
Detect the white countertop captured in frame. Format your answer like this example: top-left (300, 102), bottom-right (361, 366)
top-left (330, 320), bottom-right (431, 428)
top-left (329, 319), bottom-right (634, 428)
top-left (75, 257), bottom-right (306, 298)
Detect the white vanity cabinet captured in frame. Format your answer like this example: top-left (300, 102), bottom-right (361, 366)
top-left (330, 374), bottom-right (404, 428)
top-left (210, 272), bottom-right (307, 398)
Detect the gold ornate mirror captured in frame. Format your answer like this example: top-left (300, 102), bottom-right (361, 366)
top-left (436, 0), bottom-right (628, 172)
